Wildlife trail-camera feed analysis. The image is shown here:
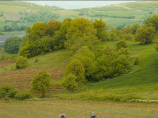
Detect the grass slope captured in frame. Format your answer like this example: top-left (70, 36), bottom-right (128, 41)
top-left (0, 41), bottom-right (158, 101)
top-left (44, 41), bottom-right (158, 101)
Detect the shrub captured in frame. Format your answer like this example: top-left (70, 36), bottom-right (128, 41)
top-left (134, 56), bottom-right (139, 65)
top-left (0, 85), bottom-right (17, 99)
top-left (116, 40), bottom-right (128, 49)
top-left (31, 70), bottom-right (52, 97)
top-left (16, 56), bottom-right (28, 69)
top-left (15, 92), bottom-right (32, 100)
top-left (65, 59), bottom-right (85, 83)
top-left (62, 74), bottom-right (79, 91)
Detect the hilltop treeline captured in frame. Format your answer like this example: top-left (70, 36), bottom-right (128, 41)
top-left (20, 10), bottom-right (60, 23)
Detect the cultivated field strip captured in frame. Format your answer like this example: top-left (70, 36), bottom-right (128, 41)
top-left (0, 67), bottom-right (64, 92)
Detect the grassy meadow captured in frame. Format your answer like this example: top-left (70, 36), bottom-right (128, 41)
top-left (0, 100), bottom-right (158, 118)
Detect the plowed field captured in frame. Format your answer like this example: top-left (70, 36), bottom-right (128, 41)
top-left (0, 67), bottom-right (64, 92)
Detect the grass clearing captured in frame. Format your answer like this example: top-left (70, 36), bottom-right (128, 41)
top-left (0, 100), bottom-right (158, 118)
top-left (0, 4), bottom-right (27, 12)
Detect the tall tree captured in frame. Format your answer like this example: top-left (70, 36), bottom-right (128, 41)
top-left (93, 18), bottom-right (107, 41)
top-left (135, 27), bottom-right (155, 44)
top-left (65, 17), bottom-right (99, 51)
top-left (31, 70), bottom-right (52, 97)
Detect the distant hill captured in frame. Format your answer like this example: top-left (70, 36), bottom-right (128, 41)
top-left (0, 1), bottom-right (158, 33)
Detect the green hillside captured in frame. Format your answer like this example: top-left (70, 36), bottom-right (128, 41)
top-left (1, 1), bottom-right (158, 102)
top-left (0, 40), bottom-right (158, 101)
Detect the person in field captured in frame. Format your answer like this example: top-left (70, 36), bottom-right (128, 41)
top-left (59, 112), bottom-right (66, 118)
top-left (90, 112), bottom-right (98, 118)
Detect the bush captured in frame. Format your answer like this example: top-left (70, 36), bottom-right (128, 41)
top-left (62, 74), bottom-right (79, 91)
top-left (116, 40), bottom-right (128, 49)
top-left (15, 92), bottom-right (32, 100)
top-left (0, 85), bottom-right (17, 99)
top-left (31, 70), bottom-right (52, 97)
top-left (16, 56), bottom-right (28, 69)
top-left (134, 56), bottom-right (139, 65)
top-left (65, 59), bottom-right (85, 83)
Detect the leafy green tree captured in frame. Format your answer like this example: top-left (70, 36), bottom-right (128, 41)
top-left (123, 33), bottom-right (134, 41)
top-left (135, 27), bottom-right (155, 44)
top-left (61, 74), bottom-right (78, 91)
top-left (116, 40), bottom-right (128, 49)
top-left (122, 25), bottom-right (132, 34)
top-left (131, 23), bottom-right (141, 35)
top-left (93, 17), bottom-right (107, 41)
top-left (54, 18), bottom-right (72, 50)
top-left (19, 41), bottom-right (30, 58)
top-left (31, 70), bottom-right (52, 97)
top-left (65, 59), bottom-right (85, 83)
top-left (3, 36), bottom-right (23, 54)
top-left (41, 19), bottom-right (61, 37)
top-left (16, 56), bottom-right (28, 69)
top-left (28, 36), bottom-right (54, 57)
top-left (71, 46), bottom-right (96, 80)
top-left (26, 21), bottom-right (46, 42)
top-left (144, 15), bottom-right (158, 32)
top-left (92, 44), bottom-right (131, 81)
top-left (69, 36), bottom-right (93, 55)
top-left (65, 17), bottom-right (99, 51)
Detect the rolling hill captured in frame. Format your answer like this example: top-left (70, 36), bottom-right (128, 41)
top-left (0, 1), bottom-right (158, 102)
top-left (0, 1), bottom-right (158, 33)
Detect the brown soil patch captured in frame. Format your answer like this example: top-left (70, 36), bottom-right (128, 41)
top-left (4, 13), bottom-right (21, 21)
top-left (0, 67), bottom-right (64, 92)
top-left (0, 60), bottom-right (16, 69)
top-left (4, 13), bottom-right (20, 21)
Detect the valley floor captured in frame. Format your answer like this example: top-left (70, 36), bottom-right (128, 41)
top-left (0, 100), bottom-right (157, 118)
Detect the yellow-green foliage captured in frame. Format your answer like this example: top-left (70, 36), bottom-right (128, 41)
top-left (31, 70), bottom-right (52, 97)
top-left (65, 17), bottom-right (99, 52)
top-left (131, 23), bottom-right (141, 34)
top-left (71, 46), bottom-right (96, 79)
top-left (62, 74), bottom-right (79, 91)
top-left (0, 84), bottom-right (17, 99)
top-left (93, 18), bottom-right (107, 41)
top-left (65, 59), bottom-right (85, 83)
top-left (116, 40), bottom-right (128, 49)
top-left (92, 44), bottom-right (131, 81)
top-left (16, 56), bottom-right (28, 69)
top-left (135, 27), bottom-right (155, 44)
top-left (145, 15), bottom-right (158, 32)
top-left (15, 92), bottom-right (32, 100)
